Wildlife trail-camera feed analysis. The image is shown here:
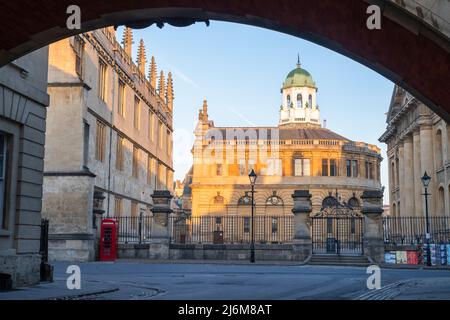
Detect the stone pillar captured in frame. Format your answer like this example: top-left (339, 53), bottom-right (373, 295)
top-left (403, 136), bottom-right (415, 215)
top-left (420, 125), bottom-right (435, 216)
top-left (413, 130), bottom-right (422, 217)
top-left (398, 144), bottom-right (405, 216)
top-left (149, 190), bottom-right (173, 259)
top-left (361, 190), bottom-right (384, 263)
top-left (291, 190), bottom-right (312, 261)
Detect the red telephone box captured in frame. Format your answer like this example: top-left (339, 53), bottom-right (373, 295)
top-left (100, 219), bottom-right (118, 261)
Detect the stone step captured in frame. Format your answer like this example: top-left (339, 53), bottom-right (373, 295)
top-left (309, 255), bottom-right (370, 266)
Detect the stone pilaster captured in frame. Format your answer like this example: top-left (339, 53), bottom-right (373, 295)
top-left (403, 136), bottom-right (415, 215)
top-left (413, 130), bottom-right (422, 217)
top-left (149, 190), bottom-right (173, 259)
top-left (398, 144), bottom-right (405, 216)
top-left (420, 125), bottom-right (435, 216)
top-left (361, 190), bottom-right (384, 263)
top-left (291, 190), bottom-right (312, 261)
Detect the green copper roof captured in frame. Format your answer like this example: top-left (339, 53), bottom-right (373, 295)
top-left (282, 64), bottom-right (316, 90)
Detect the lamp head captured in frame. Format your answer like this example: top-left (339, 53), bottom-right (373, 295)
top-left (421, 171), bottom-right (431, 188)
top-left (248, 169), bottom-right (257, 185)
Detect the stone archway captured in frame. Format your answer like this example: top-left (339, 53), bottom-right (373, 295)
top-left (0, 0), bottom-right (449, 119)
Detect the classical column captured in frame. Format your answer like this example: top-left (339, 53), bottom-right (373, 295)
top-left (361, 190), bottom-right (384, 263)
top-left (403, 136), bottom-right (415, 215)
top-left (387, 156), bottom-right (394, 216)
top-left (420, 125), bottom-right (435, 216)
top-left (398, 144), bottom-right (405, 216)
top-left (291, 190), bottom-right (312, 262)
top-left (413, 130), bottom-right (422, 217)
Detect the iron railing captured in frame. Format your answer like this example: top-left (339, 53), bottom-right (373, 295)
top-left (116, 215), bottom-right (156, 244)
top-left (383, 216), bottom-right (450, 245)
top-left (172, 216), bottom-right (294, 244)
top-left (116, 215), bottom-right (294, 245)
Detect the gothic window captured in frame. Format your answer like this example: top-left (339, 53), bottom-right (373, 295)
top-left (72, 36), bottom-right (84, 77)
top-left (98, 58), bottom-right (107, 101)
top-left (308, 95), bottom-right (313, 109)
top-left (297, 94), bottom-right (302, 108)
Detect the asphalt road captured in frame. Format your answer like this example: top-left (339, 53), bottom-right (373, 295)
top-left (16, 260), bottom-right (447, 300)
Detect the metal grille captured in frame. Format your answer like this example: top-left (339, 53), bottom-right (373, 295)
top-left (312, 217), bottom-right (364, 255)
top-left (383, 216), bottom-right (450, 245)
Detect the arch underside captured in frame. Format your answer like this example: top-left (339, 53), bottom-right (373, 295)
top-left (0, 0), bottom-right (448, 120)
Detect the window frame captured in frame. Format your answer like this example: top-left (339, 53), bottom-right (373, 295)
top-left (95, 120), bottom-right (106, 162)
top-left (116, 135), bottom-right (124, 171)
top-left (118, 79), bottom-right (126, 117)
top-left (132, 145), bottom-right (139, 179)
top-left (98, 58), bottom-right (107, 101)
top-left (134, 96), bottom-right (141, 130)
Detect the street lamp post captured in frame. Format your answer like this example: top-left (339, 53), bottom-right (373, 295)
top-left (421, 171), bottom-right (432, 267)
top-left (248, 169), bottom-right (257, 263)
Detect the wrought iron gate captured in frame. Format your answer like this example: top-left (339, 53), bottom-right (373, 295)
top-left (311, 196), bottom-right (364, 255)
top-left (311, 216), bottom-right (364, 255)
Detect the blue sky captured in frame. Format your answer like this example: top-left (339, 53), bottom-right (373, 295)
top-left (119, 21), bottom-right (393, 203)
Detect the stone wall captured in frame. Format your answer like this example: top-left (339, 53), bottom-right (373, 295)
top-left (118, 243), bottom-right (299, 261)
top-left (0, 47), bottom-right (49, 287)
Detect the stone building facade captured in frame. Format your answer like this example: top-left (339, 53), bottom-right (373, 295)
top-left (379, 85), bottom-right (450, 217)
top-left (189, 61), bottom-right (383, 228)
top-left (42, 27), bottom-right (174, 261)
top-left (0, 48), bottom-right (49, 287)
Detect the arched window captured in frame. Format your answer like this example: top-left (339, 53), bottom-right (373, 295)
top-left (392, 203), bottom-right (396, 217)
top-left (296, 94), bottom-right (302, 108)
top-left (322, 196), bottom-right (337, 208)
top-left (287, 95), bottom-right (291, 107)
top-left (308, 95), bottom-right (313, 109)
top-left (391, 161), bottom-right (396, 188)
top-left (436, 129), bottom-right (443, 168)
top-left (238, 192), bottom-right (252, 206)
top-left (438, 186), bottom-right (445, 215)
top-left (348, 197), bottom-right (360, 209)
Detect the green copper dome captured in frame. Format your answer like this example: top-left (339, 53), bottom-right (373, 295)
top-left (282, 63), bottom-right (316, 90)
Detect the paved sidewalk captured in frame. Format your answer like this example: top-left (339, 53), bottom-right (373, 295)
top-left (0, 278), bottom-right (119, 300)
